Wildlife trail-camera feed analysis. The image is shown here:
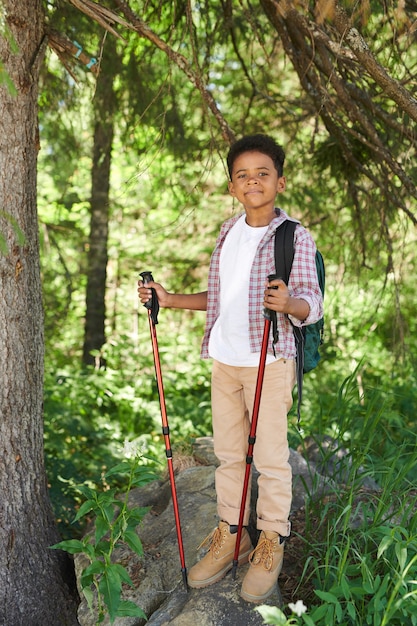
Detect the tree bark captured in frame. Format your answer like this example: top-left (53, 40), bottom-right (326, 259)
top-left (0, 1), bottom-right (79, 623)
top-left (82, 36), bottom-right (118, 367)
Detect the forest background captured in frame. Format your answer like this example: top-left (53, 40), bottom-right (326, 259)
top-left (1, 0), bottom-right (417, 624)
top-left (37, 0), bottom-right (417, 531)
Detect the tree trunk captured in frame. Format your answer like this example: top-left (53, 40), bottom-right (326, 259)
top-left (0, 1), bottom-right (79, 624)
top-left (82, 37), bottom-right (118, 367)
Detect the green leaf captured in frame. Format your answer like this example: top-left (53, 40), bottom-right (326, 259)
top-left (112, 563), bottom-right (134, 587)
top-left (82, 585), bottom-right (94, 610)
top-left (77, 485), bottom-right (96, 500)
top-left (80, 560), bottom-right (105, 589)
top-left (98, 488), bottom-right (118, 504)
top-left (395, 543), bottom-right (408, 571)
top-left (309, 604), bottom-right (329, 620)
top-left (347, 601), bottom-right (357, 621)
top-left (95, 513), bottom-right (110, 543)
top-left (255, 605), bottom-right (288, 625)
top-left (82, 559), bottom-right (106, 578)
top-left (95, 540), bottom-right (112, 556)
top-left (349, 585), bottom-right (368, 598)
top-left (373, 573), bottom-right (389, 610)
top-left (98, 565), bottom-right (123, 623)
top-left (83, 541), bottom-right (96, 560)
top-left (123, 529), bottom-right (144, 556)
top-left (50, 539), bottom-right (85, 554)
top-left (126, 506), bottom-right (149, 526)
top-left (314, 590), bottom-right (339, 604)
top-left (105, 462), bottom-right (132, 478)
top-left (335, 601), bottom-right (343, 622)
top-left (378, 535), bottom-right (393, 559)
top-left (132, 467), bottom-right (158, 486)
top-left (103, 503), bottom-right (116, 523)
top-left (341, 575), bottom-right (351, 600)
top-left (362, 579), bottom-right (374, 594)
top-left (80, 572), bottom-right (95, 590)
top-left (116, 600), bottom-right (147, 619)
top-left (74, 499), bottom-right (96, 522)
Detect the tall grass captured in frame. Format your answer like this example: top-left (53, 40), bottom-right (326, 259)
top-left (275, 372), bottom-right (417, 625)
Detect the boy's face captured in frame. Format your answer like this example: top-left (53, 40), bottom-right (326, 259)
top-left (228, 151), bottom-right (286, 214)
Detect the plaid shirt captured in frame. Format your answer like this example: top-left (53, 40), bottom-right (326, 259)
top-left (201, 209), bottom-right (323, 360)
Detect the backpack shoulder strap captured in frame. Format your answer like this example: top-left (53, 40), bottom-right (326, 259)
top-left (274, 220), bottom-right (304, 425)
top-left (274, 220), bottom-right (296, 284)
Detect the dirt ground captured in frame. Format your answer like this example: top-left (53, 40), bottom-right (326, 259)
top-left (280, 507), bottom-right (316, 608)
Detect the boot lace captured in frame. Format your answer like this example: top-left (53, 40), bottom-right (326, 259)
top-left (197, 525), bottom-right (226, 555)
top-left (248, 535), bottom-right (277, 571)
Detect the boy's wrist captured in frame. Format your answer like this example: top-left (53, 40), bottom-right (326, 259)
top-left (165, 292), bottom-right (175, 308)
top-left (286, 297), bottom-right (309, 321)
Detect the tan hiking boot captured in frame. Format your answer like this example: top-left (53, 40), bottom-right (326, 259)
top-left (188, 521), bottom-right (253, 589)
top-left (240, 530), bottom-right (284, 603)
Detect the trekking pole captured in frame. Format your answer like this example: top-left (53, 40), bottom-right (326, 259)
top-left (231, 274), bottom-right (278, 580)
top-left (139, 271), bottom-right (188, 591)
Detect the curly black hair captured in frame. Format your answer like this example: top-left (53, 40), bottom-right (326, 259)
top-left (226, 134), bottom-right (285, 179)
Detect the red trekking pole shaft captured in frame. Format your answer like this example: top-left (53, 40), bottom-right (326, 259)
top-left (140, 271), bottom-right (188, 591)
top-left (231, 309), bottom-right (272, 579)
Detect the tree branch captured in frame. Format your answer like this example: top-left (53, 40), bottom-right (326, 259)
top-left (47, 29), bottom-right (99, 76)
top-left (113, 0), bottom-right (236, 144)
top-left (333, 4), bottom-right (417, 124)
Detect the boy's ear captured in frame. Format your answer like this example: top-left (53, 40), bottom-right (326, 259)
top-left (228, 180), bottom-right (236, 196)
top-left (276, 176), bottom-right (286, 193)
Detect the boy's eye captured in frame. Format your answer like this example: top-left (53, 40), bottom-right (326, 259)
top-left (236, 172), bottom-right (268, 179)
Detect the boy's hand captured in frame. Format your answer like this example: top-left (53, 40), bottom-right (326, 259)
top-left (138, 280), bottom-right (171, 308)
top-left (264, 278), bottom-right (289, 313)
top-left (264, 278), bottom-right (310, 321)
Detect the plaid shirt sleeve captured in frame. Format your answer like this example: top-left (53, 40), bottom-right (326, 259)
top-left (248, 215), bottom-right (323, 360)
top-left (287, 225), bottom-right (323, 327)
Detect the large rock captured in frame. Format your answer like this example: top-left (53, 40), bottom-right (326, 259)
top-left (73, 437), bottom-right (347, 626)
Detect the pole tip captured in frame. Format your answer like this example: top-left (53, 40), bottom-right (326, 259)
top-left (182, 568), bottom-right (188, 591)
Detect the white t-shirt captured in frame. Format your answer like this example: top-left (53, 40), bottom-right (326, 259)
top-left (208, 215), bottom-right (275, 367)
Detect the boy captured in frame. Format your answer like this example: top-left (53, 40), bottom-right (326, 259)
top-left (138, 134), bottom-right (323, 602)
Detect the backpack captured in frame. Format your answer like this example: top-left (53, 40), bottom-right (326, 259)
top-left (273, 220), bottom-right (325, 422)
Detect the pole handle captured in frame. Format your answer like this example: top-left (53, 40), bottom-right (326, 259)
top-left (140, 270), bottom-right (154, 284)
top-left (264, 273), bottom-right (280, 344)
top-left (263, 273), bottom-right (280, 317)
top-left (139, 270), bottom-right (159, 324)
top-left (268, 272), bottom-right (280, 284)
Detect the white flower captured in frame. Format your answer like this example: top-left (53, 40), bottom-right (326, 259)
top-left (288, 600), bottom-right (307, 617)
top-left (123, 438), bottom-right (140, 459)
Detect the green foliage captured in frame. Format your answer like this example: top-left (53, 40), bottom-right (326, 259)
top-left (279, 373), bottom-right (417, 626)
top-left (51, 447), bottom-right (154, 624)
top-left (44, 341), bottom-right (212, 537)
top-left (256, 378), bottom-right (417, 626)
top-left (36, 4), bottom-right (417, 623)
